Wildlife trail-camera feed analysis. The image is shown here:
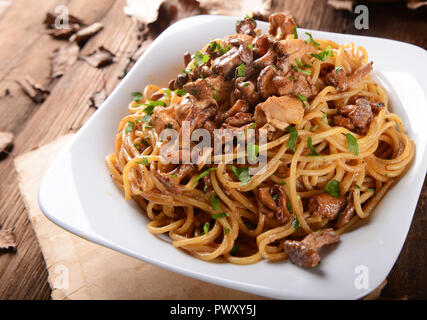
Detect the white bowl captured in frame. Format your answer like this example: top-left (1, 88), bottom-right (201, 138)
top-left (39, 15), bottom-right (427, 300)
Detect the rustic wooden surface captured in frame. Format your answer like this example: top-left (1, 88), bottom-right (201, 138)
top-left (0, 0), bottom-right (426, 300)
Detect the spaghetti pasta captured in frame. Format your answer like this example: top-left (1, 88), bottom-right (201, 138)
top-left (105, 14), bottom-right (414, 268)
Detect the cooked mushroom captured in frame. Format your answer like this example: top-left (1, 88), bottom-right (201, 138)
top-left (283, 228), bottom-right (340, 268)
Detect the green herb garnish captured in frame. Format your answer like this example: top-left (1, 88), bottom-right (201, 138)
top-left (203, 222), bottom-right (210, 235)
top-left (131, 91), bottom-right (143, 101)
top-left (192, 168), bottom-right (217, 186)
top-left (224, 227), bottom-right (230, 235)
top-left (194, 50), bottom-right (210, 66)
top-left (325, 179), bottom-right (341, 198)
top-left (209, 192), bottom-right (221, 211)
top-left (246, 143), bottom-right (259, 163)
top-left (293, 26), bottom-right (298, 39)
top-left (230, 245), bottom-right (239, 255)
top-left (292, 214), bottom-right (300, 230)
top-left (237, 63), bottom-right (245, 77)
top-left (346, 133), bottom-right (359, 156)
top-left (307, 137), bottom-right (319, 156)
top-left (143, 100), bottom-right (166, 115)
top-left (136, 157), bottom-right (149, 166)
top-left (125, 121), bottom-right (135, 134)
top-left (305, 32), bottom-right (320, 47)
top-left (310, 46), bottom-right (334, 61)
top-left (286, 125), bottom-right (298, 152)
top-left (296, 93), bottom-right (307, 108)
top-left (174, 88), bottom-right (187, 96)
top-left (212, 212), bottom-right (230, 219)
top-left (231, 166), bottom-right (251, 185)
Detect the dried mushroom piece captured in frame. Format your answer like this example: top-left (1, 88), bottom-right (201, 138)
top-left (43, 12), bottom-right (84, 40)
top-left (69, 22), bottom-right (103, 43)
top-left (0, 229), bottom-right (16, 251)
top-left (17, 76), bottom-right (50, 103)
top-left (81, 46), bottom-right (115, 68)
top-left (0, 132), bottom-right (14, 153)
top-left (51, 42), bottom-right (80, 79)
top-left (89, 88), bottom-right (108, 109)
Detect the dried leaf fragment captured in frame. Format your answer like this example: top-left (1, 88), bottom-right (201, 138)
top-left (89, 88), bottom-right (108, 109)
top-left (43, 12), bottom-right (83, 39)
top-left (18, 76), bottom-right (50, 103)
top-left (0, 131), bottom-right (14, 153)
top-left (69, 22), bottom-right (104, 43)
top-left (44, 12), bottom-right (83, 27)
top-left (81, 46), bottom-right (115, 68)
top-left (327, 0), bottom-right (354, 12)
top-left (51, 42), bottom-right (80, 79)
top-left (0, 229), bottom-right (16, 251)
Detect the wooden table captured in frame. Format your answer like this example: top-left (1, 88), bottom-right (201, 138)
top-left (0, 0), bottom-right (425, 300)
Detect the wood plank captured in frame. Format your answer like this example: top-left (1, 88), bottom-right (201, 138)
top-left (0, 0), bottom-right (122, 300)
top-left (0, 0), bottom-right (426, 299)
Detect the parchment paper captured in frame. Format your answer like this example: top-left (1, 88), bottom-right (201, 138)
top-left (14, 134), bottom-right (262, 300)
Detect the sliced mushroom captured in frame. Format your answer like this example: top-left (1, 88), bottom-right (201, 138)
top-left (283, 228), bottom-right (340, 268)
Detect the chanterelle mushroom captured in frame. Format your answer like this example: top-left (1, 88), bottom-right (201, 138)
top-left (283, 228), bottom-right (340, 268)
top-left (255, 95), bottom-right (304, 130)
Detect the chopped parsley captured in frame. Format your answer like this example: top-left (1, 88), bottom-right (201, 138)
top-left (209, 41), bottom-right (232, 55)
top-left (246, 143), bottom-right (259, 163)
top-left (311, 125), bottom-right (318, 131)
top-left (296, 93), bottom-right (307, 108)
top-left (239, 122), bottom-right (256, 137)
top-left (248, 43), bottom-right (254, 51)
top-left (224, 227), bottom-right (230, 235)
top-left (305, 32), bottom-right (320, 47)
top-left (279, 182), bottom-right (286, 186)
top-left (272, 65), bottom-right (279, 71)
top-left (212, 212), bottom-right (230, 219)
top-left (131, 91), bottom-right (143, 101)
top-left (321, 112), bottom-right (327, 121)
top-left (209, 192), bottom-right (221, 211)
top-left (287, 202), bottom-right (293, 213)
top-left (174, 88), bottom-right (187, 96)
top-left (311, 45), bottom-right (334, 61)
top-left (125, 121), bottom-right (135, 134)
top-left (346, 133), bottom-right (359, 156)
top-left (289, 75), bottom-right (296, 81)
top-left (292, 214), bottom-right (300, 230)
top-left (165, 123), bottom-right (173, 129)
top-left (293, 26), bottom-right (298, 39)
top-left (194, 50), bottom-right (210, 66)
top-left (307, 137), bottom-right (319, 156)
top-left (335, 65), bottom-right (343, 73)
top-left (325, 179), bottom-right (341, 198)
top-left (354, 184), bottom-right (361, 189)
top-left (143, 100), bottom-right (166, 115)
top-left (368, 188), bottom-right (376, 193)
top-left (230, 245), bottom-right (239, 255)
top-left (231, 166), bottom-right (251, 185)
top-left (242, 81), bottom-right (250, 87)
top-left (192, 168), bottom-right (217, 186)
top-left (292, 63), bottom-right (311, 75)
top-left (203, 222), bottom-right (210, 235)
top-left (170, 174), bottom-right (178, 179)
top-left (272, 194), bottom-right (278, 201)
top-left (286, 125), bottom-right (298, 152)
top-left (237, 63), bottom-right (245, 77)
top-left (136, 157), bottom-right (149, 166)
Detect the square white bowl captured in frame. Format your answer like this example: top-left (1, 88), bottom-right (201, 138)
top-left (39, 15), bottom-right (427, 300)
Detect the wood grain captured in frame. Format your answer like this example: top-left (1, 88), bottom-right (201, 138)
top-left (0, 0), bottom-right (425, 299)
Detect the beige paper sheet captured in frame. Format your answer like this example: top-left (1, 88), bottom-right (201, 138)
top-left (14, 134), bottom-right (263, 300)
